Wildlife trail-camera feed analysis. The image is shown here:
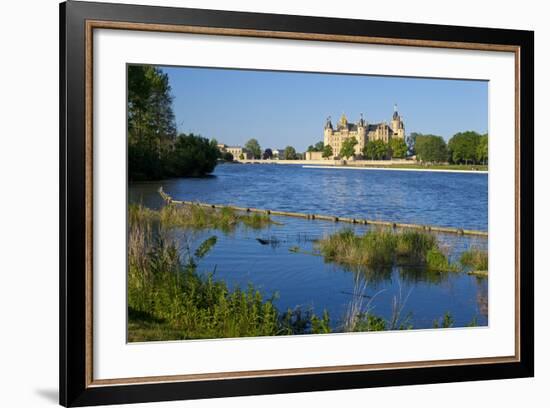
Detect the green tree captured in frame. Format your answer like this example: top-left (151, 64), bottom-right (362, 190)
top-left (389, 138), bottom-right (408, 159)
top-left (307, 141), bottom-right (325, 152)
top-left (415, 134), bottom-right (448, 163)
top-left (340, 137), bottom-right (358, 159)
top-left (283, 146), bottom-right (298, 160)
top-left (477, 133), bottom-right (488, 164)
top-left (363, 140), bottom-right (388, 160)
top-left (165, 134), bottom-right (219, 177)
top-left (448, 131), bottom-right (482, 164)
top-left (245, 139), bottom-right (262, 159)
top-left (239, 153), bottom-right (244, 160)
top-left (406, 132), bottom-right (419, 156)
top-left (322, 144), bottom-right (333, 159)
top-left (222, 152), bottom-right (234, 162)
top-left (127, 65), bottom-right (179, 180)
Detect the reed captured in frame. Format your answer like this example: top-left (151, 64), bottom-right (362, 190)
top-left (460, 248), bottom-right (489, 272)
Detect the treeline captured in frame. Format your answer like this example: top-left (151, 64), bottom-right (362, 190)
top-left (409, 131), bottom-right (488, 164)
top-left (128, 65), bottom-right (218, 180)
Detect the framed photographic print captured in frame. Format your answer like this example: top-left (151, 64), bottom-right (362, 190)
top-left (59, 1), bottom-right (534, 406)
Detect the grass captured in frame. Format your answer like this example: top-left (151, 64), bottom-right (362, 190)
top-left (340, 163), bottom-right (488, 172)
top-left (460, 248), bottom-right (489, 273)
top-left (317, 228), bottom-right (456, 271)
top-left (129, 203), bottom-right (274, 232)
top-left (128, 213), bottom-right (332, 341)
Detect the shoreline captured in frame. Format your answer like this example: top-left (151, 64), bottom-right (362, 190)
top-left (302, 165), bottom-right (488, 174)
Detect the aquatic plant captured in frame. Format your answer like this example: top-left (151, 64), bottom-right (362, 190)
top-left (318, 228), bottom-right (455, 271)
top-left (460, 248), bottom-right (489, 272)
top-left (128, 203), bottom-right (273, 233)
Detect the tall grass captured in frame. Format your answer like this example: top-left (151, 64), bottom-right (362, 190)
top-left (318, 228), bottom-right (455, 271)
top-left (129, 203), bottom-right (273, 233)
top-left (128, 213), bottom-right (332, 341)
top-left (460, 248), bottom-right (489, 272)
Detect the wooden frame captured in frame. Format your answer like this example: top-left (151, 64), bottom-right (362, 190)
top-left (60, 1), bottom-right (534, 406)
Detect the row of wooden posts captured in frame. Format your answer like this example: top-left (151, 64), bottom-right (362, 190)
top-left (158, 187), bottom-right (488, 238)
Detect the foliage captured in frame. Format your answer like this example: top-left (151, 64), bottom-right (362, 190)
top-left (127, 65), bottom-right (218, 180)
top-left (389, 138), bottom-right (408, 159)
top-left (262, 148), bottom-right (273, 160)
top-left (164, 134), bottom-right (219, 177)
top-left (318, 228), bottom-right (447, 268)
top-left (245, 138), bottom-right (262, 159)
top-left (460, 248), bottom-right (489, 271)
top-left (222, 151), bottom-right (234, 162)
top-left (127, 215), bottom-right (342, 341)
top-left (406, 132), bottom-right (419, 156)
top-left (340, 137), bottom-right (358, 159)
top-left (448, 131), bottom-right (484, 164)
top-left (363, 140), bottom-right (389, 160)
top-left (307, 141), bottom-right (325, 152)
top-left (129, 203), bottom-right (274, 233)
top-left (477, 134), bottom-right (489, 164)
top-left (322, 144), bottom-right (333, 159)
top-left (433, 312), bottom-right (454, 329)
top-left (283, 145), bottom-right (298, 160)
top-left (415, 134), bottom-right (448, 163)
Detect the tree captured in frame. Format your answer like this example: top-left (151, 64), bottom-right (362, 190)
top-left (477, 134), bottom-right (488, 165)
top-left (245, 139), bottom-right (262, 159)
top-left (262, 148), bottom-right (273, 160)
top-left (448, 131), bottom-right (482, 164)
top-left (415, 134), bottom-right (448, 163)
top-left (307, 141), bottom-right (325, 152)
top-left (283, 146), bottom-right (298, 160)
top-left (222, 152), bottom-right (234, 162)
top-left (340, 137), bottom-right (358, 159)
top-left (406, 132), bottom-right (420, 156)
top-left (362, 140), bottom-right (388, 160)
top-left (165, 134), bottom-right (219, 177)
top-left (127, 65), bottom-right (179, 180)
top-left (239, 153), bottom-right (244, 160)
top-left (322, 144), bottom-right (333, 159)
top-left (389, 138), bottom-right (408, 159)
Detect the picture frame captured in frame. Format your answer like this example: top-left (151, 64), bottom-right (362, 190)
top-left (59, 0), bottom-right (534, 406)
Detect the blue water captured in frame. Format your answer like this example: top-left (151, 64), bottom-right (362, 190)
top-left (129, 164), bottom-right (489, 330)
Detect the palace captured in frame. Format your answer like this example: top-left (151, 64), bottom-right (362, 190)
top-left (323, 107), bottom-right (405, 158)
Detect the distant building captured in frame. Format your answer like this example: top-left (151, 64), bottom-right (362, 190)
top-left (322, 106), bottom-right (405, 159)
top-left (305, 151), bottom-right (323, 160)
top-left (272, 149), bottom-right (285, 159)
top-left (217, 144), bottom-right (250, 159)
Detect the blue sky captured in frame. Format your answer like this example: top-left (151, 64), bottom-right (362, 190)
top-left (162, 65), bottom-right (488, 152)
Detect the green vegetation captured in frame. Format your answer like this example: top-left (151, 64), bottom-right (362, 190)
top-left (363, 140), bottom-right (389, 160)
top-left (460, 248), bottom-right (489, 272)
top-left (129, 203), bottom-right (274, 232)
top-left (283, 145), bottom-right (298, 160)
top-left (307, 141), bottom-right (325, 152)
top-left (127, 65), bottom-right (219, 180)
top-left (415, 134), bottom-right (448, 163)
top-left (245, 138), bottom-right (262, 159)
top-left (340, 136), bottom-right (358, 159)
top-left (221, 151), bottom-right (234, 162)
top-left (322, 144), bottom-right (333, 159)
top-left (448, 131), bottom-right (487, 165)
top-left (128, 214), bottom-right (376, 341)
top-left (317, 228), bottom-right (456, 271)
top-left (433, 312), bottom-right (454, 328)
top-left (389, 138), bottom-right (408, 159)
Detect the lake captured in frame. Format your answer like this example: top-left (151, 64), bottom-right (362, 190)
top-left (129, 164), bottom-right (489, 330)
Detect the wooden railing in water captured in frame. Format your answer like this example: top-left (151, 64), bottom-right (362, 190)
top-left (158, 187), bottom-right (488, 238)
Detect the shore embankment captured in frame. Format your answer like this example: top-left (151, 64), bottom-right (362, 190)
top-left (234, 159), bottom-right (487, 174)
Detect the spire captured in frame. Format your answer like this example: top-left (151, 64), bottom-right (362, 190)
top-left (325, 115), bottom-right (333, 130)
top-left (393, 104), bottom-right (399, 120)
